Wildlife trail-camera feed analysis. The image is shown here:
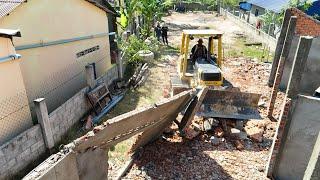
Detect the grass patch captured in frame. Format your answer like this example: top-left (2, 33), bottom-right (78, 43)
top-left (106, 44), bottom-right (174, 168)
top-left (226, 36), bottom-right (274, 62)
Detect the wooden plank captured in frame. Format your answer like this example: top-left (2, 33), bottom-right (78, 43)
top-left (74, 90), bottom-right (193, 152)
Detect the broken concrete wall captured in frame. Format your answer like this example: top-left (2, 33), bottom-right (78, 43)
top-left (23, 91), bottom-right (193, 179)
top-left (24, 152), bottom-right (79, 180)
top-left (76, 148), bottom-right (108, 180)
top-left (280, 37), bottom-right (320, 94)
top-left (0, 125), bottom-right (47, 179)
top-left (24, 148), bottom-right (108, 180)
top-left (273, 95), bottom-right (320, 180)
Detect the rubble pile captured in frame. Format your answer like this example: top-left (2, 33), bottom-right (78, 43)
top-left (121, 57), bottom-right (285, 179)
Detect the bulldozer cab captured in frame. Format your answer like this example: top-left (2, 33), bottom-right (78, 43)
top-left (179, 30), bottom-right (223, 87)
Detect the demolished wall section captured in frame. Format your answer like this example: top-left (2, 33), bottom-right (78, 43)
top-left (23, 90), bottom-right (194, 180)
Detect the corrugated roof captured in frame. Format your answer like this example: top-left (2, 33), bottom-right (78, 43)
top-left (0, 0), bottom-right (116, 20)
top-left (86, 0), bottom-right (117, 15)
top-left (0, 0), bottom-right (24, 18)
top-left (0, 28), bottom-right (21, 37)
top-left (247, 0), bottom-right (290, 13)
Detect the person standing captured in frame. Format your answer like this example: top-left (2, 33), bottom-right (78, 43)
top-left (154, 23), bottom-right (162, 42)
top-left (161, 25), bottom-right (169, 45)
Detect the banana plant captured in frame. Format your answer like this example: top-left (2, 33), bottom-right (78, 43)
top-left (135, 0), bottom-right (163, 38)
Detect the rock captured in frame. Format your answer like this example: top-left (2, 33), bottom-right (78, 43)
top-left (230, 128), bottom-right (248, 140)
top-left (258, 101), bottom-right (267, 108)
top-left (214, 127), bottom-right (224, 138)
top-left (236, 120), bottom-right (244, 130)
top-left (230, 128), bottom-right (240, 137)
top-left (210, 136), bottom-right (221, 146)
top-left (239, 131), bottom-right (248, 140)
top-left (235, 140), bottom-right (244, 150)
top-left (203, 118), bottom-right (216, 131)
top-left (192, 122), bottom-right (201, 131)
top-left (164, 127), bottom-right (174, 135)
top-left (246, 127), bottom-right (264, 142)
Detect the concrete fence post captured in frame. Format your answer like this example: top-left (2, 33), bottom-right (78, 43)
top-left (267, 16), bottom-right (297, 118)
top-left (286, 36), bottom-right (313, 99)
top-left (85, 64), bottom-right (96, 89)
top-left (34, 98), bottom-right (55, 150)
top-left (268, 10), bottom-right (294, 86)
top-left (117, 50), bottom-right (124, 79)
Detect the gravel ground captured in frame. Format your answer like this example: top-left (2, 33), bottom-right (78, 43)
top-left (111, 12), bottom-right (285, 180)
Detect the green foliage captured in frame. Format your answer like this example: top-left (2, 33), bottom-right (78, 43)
top-left (120, 36), bottom-right (160, 65)
top-left (260, 0), bottom-right (314, 34)
top-left (136, 0), bottom-right (164, 38)
top-left (260, 11), bottom-right (283, 29)
top-left (222, 0), bottom-right (240, 7)
top-left (121, 0), bottom-right (139, 29)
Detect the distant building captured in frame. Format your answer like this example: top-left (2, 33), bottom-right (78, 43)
top-left (244, 0), bottom-right (320, 17)
top-left (0, 0), bottom-right (117, 117)
top-left (306, 0), bottom-right (320, 19)
top-left (0, 29), bottom-right (33, 144)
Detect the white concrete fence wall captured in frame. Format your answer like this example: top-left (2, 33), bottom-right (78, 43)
top-left (221, 8), bottom-right (277, 51)
top-left (0, 65), bottom-right (119, 179)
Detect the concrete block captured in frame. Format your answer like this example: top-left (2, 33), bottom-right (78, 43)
top-left (23, 137), bottom-right (37, 151)
top-left (17, 148), bottom-right (31, 161)
top-left (7, 158), bottom-right (16, 168)
top-left (0, 149), bottom-right (4, 158)
top-left (76, 148), bottom-right (107, 180)
top-left (0, 157), bottom-right (6, 167)
top-left (54, 153), bottom-right (79, 180)
top-left (30, 141), bottom-right (45, 153)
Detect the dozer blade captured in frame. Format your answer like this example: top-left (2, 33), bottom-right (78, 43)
top-left (200, 90), bottom-right (262, 120)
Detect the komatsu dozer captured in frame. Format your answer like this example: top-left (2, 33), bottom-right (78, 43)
top-left (170, 29), bottom-right (261, 121)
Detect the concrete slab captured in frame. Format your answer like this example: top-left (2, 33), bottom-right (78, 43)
top-left (76, 148), bottom-right (107, 180)
top-left (274, 95), bottom-right (320, 180)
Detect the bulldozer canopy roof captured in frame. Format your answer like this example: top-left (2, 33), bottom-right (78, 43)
top-left (183, 29), bottom-right (223, 36)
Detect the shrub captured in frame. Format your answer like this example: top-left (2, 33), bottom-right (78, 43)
top-left (120, 35), bottom-right (160, 65)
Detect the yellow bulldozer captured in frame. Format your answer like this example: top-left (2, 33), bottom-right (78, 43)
top-left (170, 29), bottom-right (261, 125)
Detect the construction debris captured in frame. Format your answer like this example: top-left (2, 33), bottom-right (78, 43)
top-left (128, 63), bottom-right (150, 89)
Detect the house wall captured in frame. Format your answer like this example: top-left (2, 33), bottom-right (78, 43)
top-left (250, 5), bottom-right (265, 16)
top-left (0, 0), bottom-right (112, 113)
top-left (0, 37), bottom-right (33, 144)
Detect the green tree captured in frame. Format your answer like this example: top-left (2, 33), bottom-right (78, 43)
top-left (136, 0), bottom-right (164, 38)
